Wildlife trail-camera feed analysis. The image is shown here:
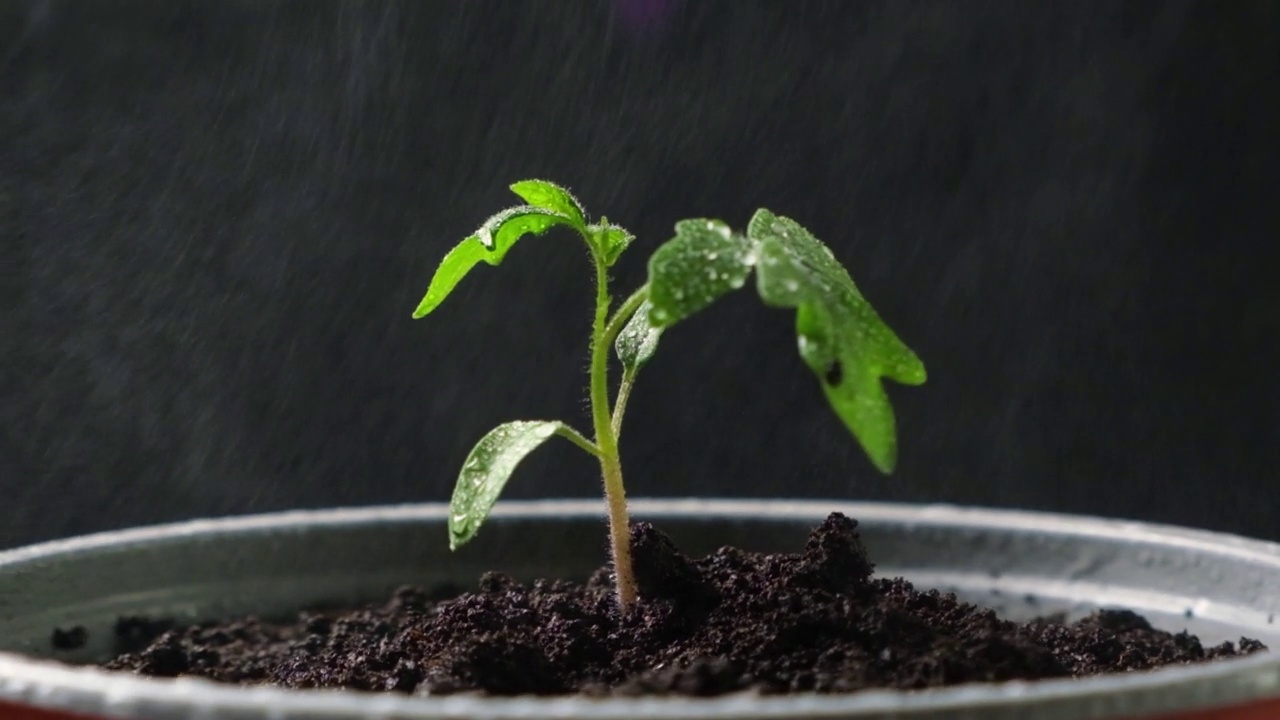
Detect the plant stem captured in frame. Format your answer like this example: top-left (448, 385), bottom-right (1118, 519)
top-left (600, 285), bottom-right (649, 441)
top-left (611, 370), bottom-right (635, 439)
top-left (588, 252), bottom-right (638, 612)
top-left (553, 425), bottom-right (601, 457)
top-left (601, 285), bottom-right (650, 348)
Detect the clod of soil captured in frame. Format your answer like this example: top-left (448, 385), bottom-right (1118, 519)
top-left (102, 514), bottom-right (1266, 696)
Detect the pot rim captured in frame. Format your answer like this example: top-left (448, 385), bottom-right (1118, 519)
top-left (1, 498), bottom-right (1278, 719)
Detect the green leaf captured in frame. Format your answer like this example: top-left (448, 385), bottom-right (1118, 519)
top-left (646, 219), bottom-right (757, 327)
top-left (615, 299), bottom-right (663, 373)
top-left (412, 206), bottom-right (573, 318)
top-left (748, 209), bottom-right (926, 474)
top-left (593, 221), bottom-right (636, 267)
top-left (449, 420), bottom-right (594, 550)
top-left (509, 179), bottom-right (587, 230)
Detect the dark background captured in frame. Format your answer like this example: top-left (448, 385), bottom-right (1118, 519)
top-left (2, 0), bottom-right (1277, 550)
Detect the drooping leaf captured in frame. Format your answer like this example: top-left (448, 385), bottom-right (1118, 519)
top-left (593, 221), bottom-right (636, 267)
top-left (646, 219), bottom-right (757, 327)
top-left (509, 179), bottom-right (588, 230)
top-left (748, 209), bottom-right (926, 473)
top-left (615, 299), bottom-right (663, 374)
top-left (449, 420), bottom-right (590, 550)
top-left (412, 206), bottom-right (573, 318)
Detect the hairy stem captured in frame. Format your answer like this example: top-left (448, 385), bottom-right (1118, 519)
top-left (588, 251), bottom-right (637, 612)
top-left (602, 285), bottom-right (649, 440)
top-left (611, 370), bottom-right (635, 439)
top-left (553, 425), bottom-right (601, 457)
top-left (602, 285), bottom-right (650, 348)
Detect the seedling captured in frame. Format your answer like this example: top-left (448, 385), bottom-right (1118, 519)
top-left (412, 180), bottom-right (925, 612)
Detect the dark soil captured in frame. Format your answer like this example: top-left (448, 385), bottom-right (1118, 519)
top-left (100, 514), bottom-right (1266, 696)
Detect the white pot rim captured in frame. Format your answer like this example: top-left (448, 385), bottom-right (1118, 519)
top-left (1, 498), bottom-right (1278, 720)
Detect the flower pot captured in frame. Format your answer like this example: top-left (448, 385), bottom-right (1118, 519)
top-left (1, 499), bottom-right (1279, 719)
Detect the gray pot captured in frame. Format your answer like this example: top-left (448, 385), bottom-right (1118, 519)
top-left (1, 499), bottom-right (1280, 720)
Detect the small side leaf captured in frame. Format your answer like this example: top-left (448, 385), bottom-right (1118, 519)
top-left (647, 219), bottom-right (758, 327)
top-left (615, 299), bottom-right (663, 373)
top-left (412, 206), bottom-right (572, 318)
top-left (509, 179), bottom-right (587, 231)
top-left (749, 209), bottom-right (926, 473)
top-left (449, 420), bottom-right (584, 550)
top-left (593, 221), bottom-right (636, 267)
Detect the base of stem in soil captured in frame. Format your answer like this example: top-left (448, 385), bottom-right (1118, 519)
top-left (99, 514), bottom-right (1266, 697)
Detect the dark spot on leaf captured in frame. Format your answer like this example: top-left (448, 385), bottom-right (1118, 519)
top-left (51, 625), bottom-right (88, 651)
top-left (824, 361), bottom-right (843, 386)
